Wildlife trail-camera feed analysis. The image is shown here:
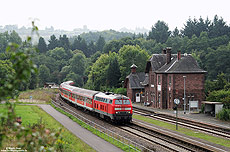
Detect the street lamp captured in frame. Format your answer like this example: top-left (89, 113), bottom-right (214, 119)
top-left (183, 76), bottom-right (186, 114)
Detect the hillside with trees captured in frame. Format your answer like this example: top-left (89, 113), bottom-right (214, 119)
top-left (1, 15), bottom-right (230, 120)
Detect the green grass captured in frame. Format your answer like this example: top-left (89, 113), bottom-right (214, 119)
top-left (0, 104), bottom-right (95, 152)
top-left (17, 88), bottom-right (58, 103)
top-left (133, 114), bottom-right (230, 148)
top-left (51, 104), bottom-right (143, 152)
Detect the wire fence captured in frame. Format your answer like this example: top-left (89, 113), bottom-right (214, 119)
top-left (52, 100), bottom-right (154, 152)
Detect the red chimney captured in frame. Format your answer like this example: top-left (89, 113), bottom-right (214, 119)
top-left (130, 64), bottom-right (137, 73)
top-left (166, 47), bottom-right (171, 64)
top-left (177, 51), bottom-right (181, 60)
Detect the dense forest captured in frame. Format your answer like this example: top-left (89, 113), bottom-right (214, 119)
top-left (1, 15), bottom-right (230, 98)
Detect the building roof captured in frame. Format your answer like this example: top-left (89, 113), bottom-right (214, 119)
top-left (125, 72), bottom-right (145, 89)
top-left (147, 54), bottom-right (206, 74)
top-left (141, 73), bottom-right (149, 86)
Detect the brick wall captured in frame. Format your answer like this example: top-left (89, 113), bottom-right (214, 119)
top-left (172, 73), bottom-right (205, 109)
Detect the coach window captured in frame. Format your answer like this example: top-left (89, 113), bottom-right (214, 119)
top-left (110, 100), bottom-right (113, 104)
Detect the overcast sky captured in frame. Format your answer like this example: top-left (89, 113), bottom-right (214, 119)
top-left (1, 0), bottom-right (229, 31)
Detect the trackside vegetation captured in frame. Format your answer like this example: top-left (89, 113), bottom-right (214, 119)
top-left (51, 103), bottom-right (144, 152)
top-left (133, 115), bottom-right (230, 148)
top-left (0, 105), bottom-right (95, 151)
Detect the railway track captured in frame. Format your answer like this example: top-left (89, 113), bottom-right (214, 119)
top-left (52, 96), bottom-right (229, 152)
top-left (118, 122), bottom-right (223, 152)
top-left (133, 107), bottom-right (230, 139)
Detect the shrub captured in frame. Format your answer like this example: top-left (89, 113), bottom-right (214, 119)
top-left (206, 90), bottom-right (230, 108)
top-left (217, 108), bottom-right (230, 121)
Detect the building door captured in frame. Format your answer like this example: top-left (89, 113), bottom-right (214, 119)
top-left (136, 93), bottom-right (140, 102)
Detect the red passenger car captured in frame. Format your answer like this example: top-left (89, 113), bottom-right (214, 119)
top-left (59, 81), bottom-right (132, 122)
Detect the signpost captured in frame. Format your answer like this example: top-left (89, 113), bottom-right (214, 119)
top-left (174, 99), bottom-right (180, 130)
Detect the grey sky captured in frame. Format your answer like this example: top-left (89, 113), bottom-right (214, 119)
top-left (1, 0), bottom-right (229, 31)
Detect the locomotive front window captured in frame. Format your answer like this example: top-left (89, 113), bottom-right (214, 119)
top-left (123, 100), bottom-right (130, 105)
top-left (115, 100), bottom-right (122, 104)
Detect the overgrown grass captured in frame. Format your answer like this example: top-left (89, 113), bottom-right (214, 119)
top-left (133, 115), bottom-right (230, 148)
top-left (51, 104), bottom-right (143, 152)
top-left (0, 104), bottom-right (95, 152)
top-left (18, 88), bottom-right (58, 103)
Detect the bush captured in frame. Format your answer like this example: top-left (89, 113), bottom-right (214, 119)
top-left (217, 108), bottom-right (230, 121)
top-left (206, 90), bottom-right (230, 108)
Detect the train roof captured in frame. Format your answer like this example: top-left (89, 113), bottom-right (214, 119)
top-left (95, 92), bottom-right (130, 100)
top-left (60, 81), bottom-right (99, 97)
top-left (72, 87), bottom-right (99, 97)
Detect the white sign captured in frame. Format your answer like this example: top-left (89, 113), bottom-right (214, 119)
top-left (157, 85), bottom-right (161, 91)
top-left (174, 99), bottom-right (180, 104)
top-left (189, 101), bottom-right (198, 108)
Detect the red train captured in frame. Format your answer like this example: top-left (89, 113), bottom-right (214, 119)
top-left (59, 81), bottom-right (133, 122)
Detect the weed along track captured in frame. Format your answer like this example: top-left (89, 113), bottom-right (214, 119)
top-left (121, 121), bottom-right (228, 152)
top-left (52, 96), bottom-right (229, 152)
top-left (133, 107), bottom-right (230, 139)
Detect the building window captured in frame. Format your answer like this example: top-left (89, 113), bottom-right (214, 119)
top-left (169, 76), bottom-right (171, 86)
top-left (146, 92), bottom-right (148, 102)
top-left (151, 74), bottom-right (154, 84)
top-left (158, 75), bottom-right (161, 85)
top-left (158, 93), bottom-right (161, 103)
top-left (169, 93), bottom-right (171, 102)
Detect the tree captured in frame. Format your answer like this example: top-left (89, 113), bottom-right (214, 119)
top-left (87, 41), bottom-right (97, 56)
top-left (48, 34), bottom-right (59, 50)
top-left (0, 31), bottom-right (22, 53)
top-left (0, 60), bottom-right (15, 87)
top-left (171, 27), bottom-right (180, 37)
top-left (9, 30), bottom-right (22, 45)
top-left (86, 54), bottom-right (110, 90)
top-left (96, 35), bottom-right (105, 51)
top-left (106, 53), bottom-right (121, 87)
top-left (38, 65), bottom-right (50, 86)
top-left (71, 36), bottom-right (89, 57)
top-left (147, 20), bottom-right (171, 43)
top-left (59, 34), bottom-right (70, 50)
top-left (69, 52), bottom-right (86, 76)
top-left (46, 47), bottom-right (69, 71)
top-left (181, 17), bottom-right (210, 38)
top-left (37, 37), bottom-right (47, 53)
top-left (65, 72), bottom-right (83, 87)
top-left (0, 22), bottom-right (62, 151)
top-left (118, 45), bottom-right (149, 79)
top-left (205, 44), bottom-right (230, 80)
top-left (103, 39), bottom-right (121, 53)
top-left (209, 15), bottom-right (230, 38)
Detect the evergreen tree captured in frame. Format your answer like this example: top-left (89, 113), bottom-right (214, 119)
top-left (38, 37), bottom-right (47, 53)
top-left (48, 35), bottom-right (59, 50)
top-left (59, 34), bottom-right (70, 50)
top-left (96, 35), bottom-right (105, 51)
top-left (147, 20), bottom-right (171, 43)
